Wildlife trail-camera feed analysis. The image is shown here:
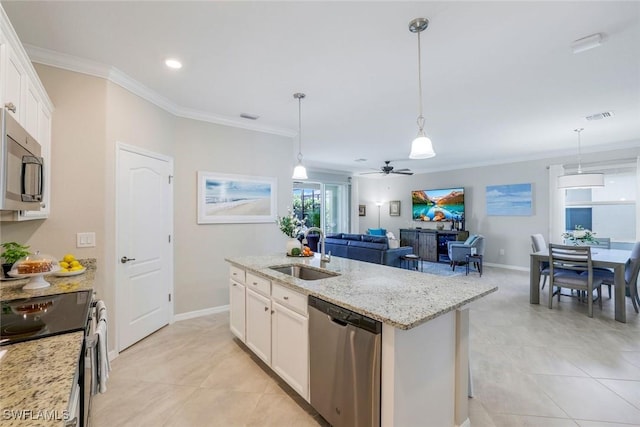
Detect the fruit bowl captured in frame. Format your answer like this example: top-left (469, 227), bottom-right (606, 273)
top-left (53, 267), bottom-right (87, 277)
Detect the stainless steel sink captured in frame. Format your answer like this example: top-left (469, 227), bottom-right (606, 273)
top-left (269, 264), bottom-right (340, 281)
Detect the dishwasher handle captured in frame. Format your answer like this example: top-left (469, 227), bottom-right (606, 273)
top-left (309, 295), bottom-right (381, 334)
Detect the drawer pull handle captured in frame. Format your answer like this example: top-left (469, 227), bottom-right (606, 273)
top-left (283, 296), bottom-right (289, 300)
top-left (232, 283), bottom-right (236, 287)
top-left (253, 282), bottom-right (258, 285)
top-left (232, 272), bottom-right (237, 276)
top-left (264, 306), bottom-right (269, 311)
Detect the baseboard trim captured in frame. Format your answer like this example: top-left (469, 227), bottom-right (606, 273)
top-left (484, 262), bottom-right (529, 272)
top-left (173, 305), bottom-right (230, 322)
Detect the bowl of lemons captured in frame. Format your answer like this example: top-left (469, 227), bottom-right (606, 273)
top-left (54, 253), bottom-right (86, 277)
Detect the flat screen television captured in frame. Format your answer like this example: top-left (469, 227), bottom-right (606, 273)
top-left (412, 187), bottom-right (464, 222)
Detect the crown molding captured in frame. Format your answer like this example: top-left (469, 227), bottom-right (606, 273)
top-left (24, 44), bottom-right (296, 138)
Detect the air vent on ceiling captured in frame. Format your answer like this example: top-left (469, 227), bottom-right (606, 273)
top-left (585, 111), bottom-right (614, 121)
top-left (240, 113), bottom-right (260, 120)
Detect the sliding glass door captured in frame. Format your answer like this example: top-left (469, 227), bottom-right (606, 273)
top-left (293, 181), bottom-right (350, 234)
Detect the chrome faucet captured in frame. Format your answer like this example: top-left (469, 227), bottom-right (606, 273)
top-left (303, 227), bottom-right (331, 263)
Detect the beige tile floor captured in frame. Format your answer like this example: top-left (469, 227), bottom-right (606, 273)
top-left (92, 267), bottom-right (640, 427)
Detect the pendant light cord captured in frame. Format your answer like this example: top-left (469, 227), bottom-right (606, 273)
top-left (297, 95), bottom-right (303, 162)
top-left (416, 30), bottom-right (425, 132)
top-left (575, 128), bottom-right (584, 174)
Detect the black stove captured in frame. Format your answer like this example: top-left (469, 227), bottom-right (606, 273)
top-left (0, 290), bottom-right (92, 346)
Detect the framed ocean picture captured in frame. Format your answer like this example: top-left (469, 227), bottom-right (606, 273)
top-left (486, 183), bottom-right (532, 216)
top-left (197, 171), bottom-right (277, 224)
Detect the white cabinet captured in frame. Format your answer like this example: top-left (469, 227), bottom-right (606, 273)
top-left (2, 42), bottom-right (25, 123)
top-left (228, 265), bottom-right (310, 401)
top-left (245, 288), bottom-right (271, 365)
top-left (229, 279), bottom-right (246, 341)
top-left (272, 300), bottom-right (309, 400)
top-left (0, 7), bottom-right (54, 221)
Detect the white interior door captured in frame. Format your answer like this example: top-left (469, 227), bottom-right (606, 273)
top-left (117, 144), bottom-right (173, 351)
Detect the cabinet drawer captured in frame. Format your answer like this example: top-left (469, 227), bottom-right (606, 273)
top-left (229, 265), bottom-right (245, 284)
top-left (246, 272), bottom-right (270, 297)
top-left (272, 283), bottom-right (307, 316)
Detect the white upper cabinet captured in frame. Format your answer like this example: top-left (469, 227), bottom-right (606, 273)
top-left (0, 5), bottom-right (54, 221)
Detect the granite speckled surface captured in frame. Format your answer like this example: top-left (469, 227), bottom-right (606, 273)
top-left (0, 258), bottom-right (96, 301)
top-left (226, 254), bottom-right (498, 330)
top-left (0, 259), bottom-right (96, 426)
top-left (0, 332), bottom-right (84, 426)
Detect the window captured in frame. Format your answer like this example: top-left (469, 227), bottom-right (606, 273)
top-left (564, 167), bottom-right (637, 243)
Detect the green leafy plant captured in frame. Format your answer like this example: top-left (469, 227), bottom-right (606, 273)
top-left (561, 225), bottom-right (599, 245)
top-left (0, 242), bottom-right (31, 265)
top-left (276, 211), bottom-right (306, 238)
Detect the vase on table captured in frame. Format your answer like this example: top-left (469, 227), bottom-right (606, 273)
top-left (286, 238), bottom-right (301, 255)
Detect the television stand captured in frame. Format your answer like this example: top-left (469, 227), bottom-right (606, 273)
top-left (400, 229), bottom-right (469, 263)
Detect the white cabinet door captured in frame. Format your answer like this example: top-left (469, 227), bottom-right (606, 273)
top-left (229, 279), bottom-right (246, 342)
top-left (3, 43), bottom-right (25, 123)
top-left (24, 80), bottom-right (39, 138)
top-left (272, 300), bottom-right (309, 401)
top-left (246, 288), bottom-right (271, 365)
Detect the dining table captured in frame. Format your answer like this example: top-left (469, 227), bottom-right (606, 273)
top-left (530, 248), bottom-right (631, 323)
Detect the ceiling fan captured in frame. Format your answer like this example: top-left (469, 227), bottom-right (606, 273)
top-left (361, 161), bottom-right (414, 176)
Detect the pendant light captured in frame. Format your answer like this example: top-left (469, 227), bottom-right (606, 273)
top-left (292, 92), bottom-right (308, 180)
top-left (408, 18), bottom-right (436, 159)
top-left (557, 128), bottom-right (604, 189)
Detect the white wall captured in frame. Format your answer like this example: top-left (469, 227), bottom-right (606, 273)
top-left (173, 117), bottom-right (292, 313)
top-left (357, 147), bottom-right (640, 269)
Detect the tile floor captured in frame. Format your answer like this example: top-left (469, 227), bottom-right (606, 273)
top-left (92, 267), bottom-right (640, 426)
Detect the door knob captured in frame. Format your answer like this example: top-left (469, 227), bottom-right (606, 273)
top-left (120, 256), bottom-right (136, 264)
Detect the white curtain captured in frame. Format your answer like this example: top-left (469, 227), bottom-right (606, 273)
top-left (548, 164), bottom-right (565, 244)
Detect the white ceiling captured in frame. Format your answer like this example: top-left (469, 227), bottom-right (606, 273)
top-left (3, 1), bottom-right (640, 175)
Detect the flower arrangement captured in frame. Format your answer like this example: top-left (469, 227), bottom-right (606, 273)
top-left (562, 225), bottom-right (599, 245)
top-left (276, 211), bottom-right (306, 238)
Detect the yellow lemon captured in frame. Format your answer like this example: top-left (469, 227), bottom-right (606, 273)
top-left (60, 267), bottom-right (69, 272)
top-left (70, 260), bottom-right (81, 268)
top-left (63, 254), bottom-right (75, 263)
top-left (70, 265), bottom-right (83, 272)
top-left (59, 261), bottom-right (69, 269)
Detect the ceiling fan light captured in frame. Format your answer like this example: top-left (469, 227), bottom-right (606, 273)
top-left (409, 135), bottom-right (436, 159)
top-left (557, 172), bottom-right (604, 189)
top-left (292, 163), bottom-right (308, 180)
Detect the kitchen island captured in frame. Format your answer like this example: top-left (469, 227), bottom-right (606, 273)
top-left (0, 260), bottom-right (96, 427)
top-left (226, 254), bottom-right (497, 427)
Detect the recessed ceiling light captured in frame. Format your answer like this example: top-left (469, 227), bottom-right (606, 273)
top-left (165, 58), bottom-right (182, 69)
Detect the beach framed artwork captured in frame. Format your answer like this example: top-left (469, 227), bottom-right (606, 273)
top-left (197, 171), bottom-right (277, 224)
top-left (486, 183), bottom-right (532, 216)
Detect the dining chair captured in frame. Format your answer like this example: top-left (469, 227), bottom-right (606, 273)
top-left (548, 243), bottom-right (602, 318)
top-left (530, 234), bottom-right (549, 289)
top-left (591, 242), bottom-right (640, 313)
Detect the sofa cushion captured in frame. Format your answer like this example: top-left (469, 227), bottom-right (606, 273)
top-left (349, 240), bottom-right (388, 251)
top-left (324, 237), bottom-right (349, 246)
top-left (362, 235), bottom-right (388, 244)
top-left (326, 233), bottom-right (343, 239)
top-left (342, 233), bottom-right (363, 241)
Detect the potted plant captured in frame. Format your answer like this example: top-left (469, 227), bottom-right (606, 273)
top-left (1, 242), bottom-right (30, 277)
top-left (276, 211), bottom-right (306, 255)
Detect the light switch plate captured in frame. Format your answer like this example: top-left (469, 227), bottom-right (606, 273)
top-left (77, 232), bottom-right (96, 248)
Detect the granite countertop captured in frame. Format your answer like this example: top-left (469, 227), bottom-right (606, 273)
top-left (0, 259), bottom-right (96, 302)
top-left (0, 259), bottom-right (97, 426)
top-left (226, 254), bottom-right (497, 330)
top-left (0, 332), bottom-right (84, 426)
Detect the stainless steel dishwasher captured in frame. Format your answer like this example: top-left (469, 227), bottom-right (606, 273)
top-left (309, 295), bottom-right (382, 427)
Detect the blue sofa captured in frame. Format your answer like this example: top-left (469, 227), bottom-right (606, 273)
top-left (323, 233), bottom-right (413, 267)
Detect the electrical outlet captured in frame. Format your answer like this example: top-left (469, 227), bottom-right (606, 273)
top-left (499, 248), bottom-right (505, 256)
top-left (77, 232), bottom-right (96, 248)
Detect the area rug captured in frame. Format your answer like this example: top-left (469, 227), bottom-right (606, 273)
top-left (415, 261), bottom-right (467, 277)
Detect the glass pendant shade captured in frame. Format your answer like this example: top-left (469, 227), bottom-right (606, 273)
top-left (292, 162), bottom-right (308, 180)
top-left (409, 133), bottom-right (436, 159)
top-left (557, 128), bottom-right (604, 189)
top-left (557, 172), bottom-right (604, 189)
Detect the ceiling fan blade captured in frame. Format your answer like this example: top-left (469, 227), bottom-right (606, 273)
top-left (391, 171), bottom-right (414, 175)
top-left (394, 168), bottom-right (411, 172)
top-left (360, 171), bottom-right (383, 175)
